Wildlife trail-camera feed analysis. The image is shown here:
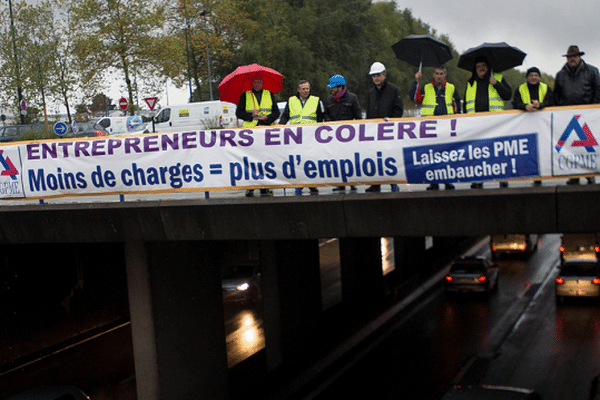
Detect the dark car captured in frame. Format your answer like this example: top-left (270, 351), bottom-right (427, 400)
top-left (72, 119), bottom-right (109, 138)
top-left (555, 259), bottom-right (600, 302)
top-left (442, 385), bottom-right (543, 399)
top-left (0, 123), bottom-right (45, 142)
top-left (4, 386), bottom-right (90, 400)
top-left (445, 256), bottom-right (499, 295)
top-left (221, 261), bottom-right (261, 303)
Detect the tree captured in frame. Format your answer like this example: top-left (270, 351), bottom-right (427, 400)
top-left (69, 0), bottom-right (166, 115)
top-left (158, 0), bottom-right (253, 102)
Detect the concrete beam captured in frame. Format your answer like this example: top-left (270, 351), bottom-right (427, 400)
top-left (0, 185), bottom-right (597, 243)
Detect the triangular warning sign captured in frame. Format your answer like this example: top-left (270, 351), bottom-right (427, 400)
top-left (144, 97), bottom-right (158, 111)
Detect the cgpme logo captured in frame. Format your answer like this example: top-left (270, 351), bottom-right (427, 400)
top-left (555, 114), bottom-right (598, 153)
top-left (0, 150), bottom-right (19, 181)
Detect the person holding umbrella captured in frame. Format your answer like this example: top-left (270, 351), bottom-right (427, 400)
top-left (409, 65), bottom-right (461, 190)
top-left (234, 73), bottom-right (280, 197)
top-left (463, 55), bottom-right (512, 188)
top-left (463, 55), bottom-right (512, 114)
top-left (323, 74), bottom-right (361, 192)
top-left (365, 62), bottom-right (403, 193)
top-left (236, 73), bottom-right (280, 128)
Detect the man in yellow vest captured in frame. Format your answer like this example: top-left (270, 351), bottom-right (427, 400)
top-left (410, 66), bottom-right (461, 117)
top-left (236, 73), bottom-right (280, 128)
top-left (512, 67), bottom-right (552, 186)
top-left (235, 73), bottom-right (280, 197)
top-left (410, 65), bottom-right (461, 190)
top-left (512, 67), bottom-right (553, 112)
top-left (463, 55), bottom-right (512, 188)
top-left (279, 80), bottom-right (324, 195)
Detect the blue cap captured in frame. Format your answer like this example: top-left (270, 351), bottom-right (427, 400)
top-left (327, 74), bottom-right (346, 88)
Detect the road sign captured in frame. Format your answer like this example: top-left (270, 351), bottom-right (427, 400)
top-left (20, 100), bottom-right (26, 110)
top-left (119, 97), bottom-right (128, 111)
top-left (54, 121), bottom-right (68, 136)
top-left (144, 97), bottom-right (158, 111)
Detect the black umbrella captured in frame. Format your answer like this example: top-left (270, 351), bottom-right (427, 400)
top-left (458, 42), bottom-right (526, 73)
top-left (391, 35), bottom-right (453, 71)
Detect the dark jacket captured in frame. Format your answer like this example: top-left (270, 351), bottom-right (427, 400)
top-left (235, 89), bottom-right (280, 125)
top-left (323, 89), bottom-right (362, 121)
top-left (366, 80), bottom-right (403, 119)
top-left (512, 82), bottom-right (554, 110)
top-left (462, 72), bottom-right (512, 113)
top-left (554, 60), bottom-right (600, 105)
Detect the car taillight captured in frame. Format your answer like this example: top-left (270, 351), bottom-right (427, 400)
top-left (445, 276), bottom-right (453, 282)
top-left (593, 278), bottom-right (600, 285)
top-left (556, 277), bottom-right (565, 284)
top-left (559, 246), bottom-right (565, 252)
top-left (595, 246), bottom-right (600, 253)
top-left (478, 276), bottom-right (487, 282)
top-left (492, 247), bottom-right (497, 252)
top-left (93, 130), bottom-right (106, 136)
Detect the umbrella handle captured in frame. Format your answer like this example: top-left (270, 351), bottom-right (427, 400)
top-left (419, 60), bottom-right (422, 73)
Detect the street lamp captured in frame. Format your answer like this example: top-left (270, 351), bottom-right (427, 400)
top-left (184, 17), bottom-right (193, 102)
top-left (199, 10), bottom-right (213, 101)
top-left (8, 0), bottom-right (25, 124)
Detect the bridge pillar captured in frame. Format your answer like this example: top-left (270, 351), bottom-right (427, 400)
top-left (125, 240), bottom-right (229, 400)
top-left (339, 237), bottom-right (384, 309)
top-left (261, 239), bottom-right (321, 369)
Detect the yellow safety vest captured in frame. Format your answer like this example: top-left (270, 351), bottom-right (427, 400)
top-left (243, 89), bottom-right (273, 127)
top-left (465, 73), bottom-right (505, 114)
top-left (518, 82), bottom-right (548, 105)
top-left (288, 96), bottom-right (319, 124)
top-left (421, 82), bottom-right (455, 116)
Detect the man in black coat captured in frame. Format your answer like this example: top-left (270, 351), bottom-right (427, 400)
top-left (365, 62), bottom-right (403, 192)
top-left (554, 45), bottom-right (600, 185)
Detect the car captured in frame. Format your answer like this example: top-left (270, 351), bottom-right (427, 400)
top-left (490, 234), bottom-right (538, 259)
top-left (4, 386), bottom-right (90, 400)
top-left (221, 261), bottom-right (261, 303)
top-left (559, 233), bottom-right (599, 262)
top-left (0, 123), bottom-right (45, 142)
top-left (445, 256), bottom-right (499, 295)
top-left (441, 384), bottom-right (543, 399)
top-left (555, 259), bottom-right (600, 302)
top-left (72, 119), bottom-right (110, 138)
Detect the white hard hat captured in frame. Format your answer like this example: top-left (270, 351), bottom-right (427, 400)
top-left (369, 62), bottom-right (386, 75)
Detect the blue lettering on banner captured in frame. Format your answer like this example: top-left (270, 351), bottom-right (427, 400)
top-left (403, 133), bottom-right (540, 184)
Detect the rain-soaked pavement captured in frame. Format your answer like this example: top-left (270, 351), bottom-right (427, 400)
top-left (303, 234), bottom-right (600, 400)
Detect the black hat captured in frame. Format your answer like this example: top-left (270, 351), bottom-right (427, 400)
top-left (563, 45), bottom-right (585, 57)
top-left (526, 67), bottom-right (541, 77)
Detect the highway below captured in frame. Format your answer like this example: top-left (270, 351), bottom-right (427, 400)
top-left (300, 234), bottom-right (600, 400)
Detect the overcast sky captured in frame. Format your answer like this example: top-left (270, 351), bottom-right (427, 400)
top-left (393, 0), bottom-right (600, 77)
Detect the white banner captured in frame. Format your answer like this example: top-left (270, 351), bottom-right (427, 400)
top-left (2, 105), bottom-right (600, 199)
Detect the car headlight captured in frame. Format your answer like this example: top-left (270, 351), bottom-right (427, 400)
top-left (237, 283), bottom-right (250, 291)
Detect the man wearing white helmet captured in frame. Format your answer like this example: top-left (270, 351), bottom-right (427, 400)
top-left (323, 74), bottom-right (361, 192)
top-left (365, 61), bottom-right (403, 192)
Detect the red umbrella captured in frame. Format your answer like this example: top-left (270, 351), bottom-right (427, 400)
top-left (218, 63), bottom-right (283, 105)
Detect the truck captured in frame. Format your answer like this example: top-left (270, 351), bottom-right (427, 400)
top-left (151, 101), bottom-right (241, 133)
top-left (560, 233), bottom-right (599, 262)
top-left (490, 234), bottom-right (538, 259)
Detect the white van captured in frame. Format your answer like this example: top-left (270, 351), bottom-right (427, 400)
top-left (93, 116), bottom-right (149, 136)
top-left (151, 101), bottom-right (241, 133)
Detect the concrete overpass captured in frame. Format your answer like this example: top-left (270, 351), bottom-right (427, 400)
top-left (1, 184), bottom-right (599, 399)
